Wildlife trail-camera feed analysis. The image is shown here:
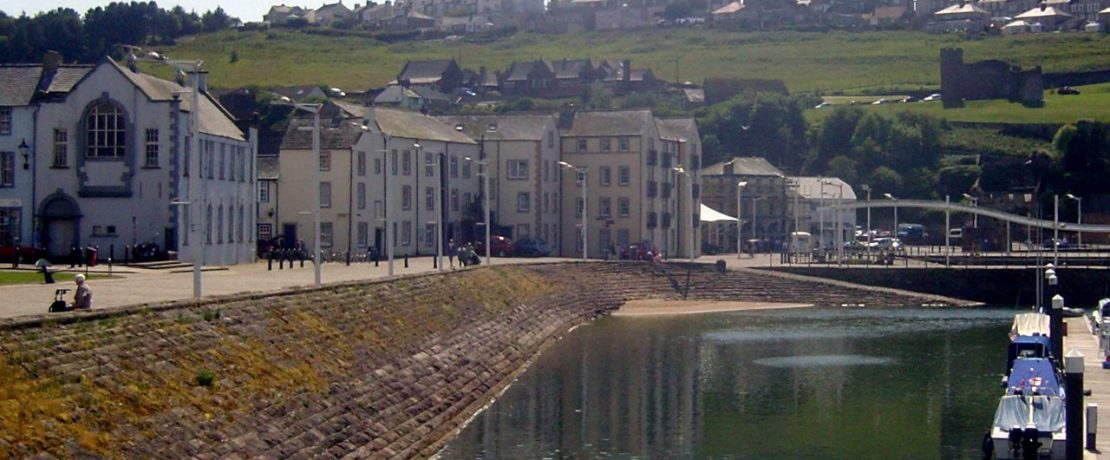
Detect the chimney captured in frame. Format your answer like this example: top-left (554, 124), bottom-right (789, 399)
top-left (622, 59), bottom-right (631, 82)
top-left (725, 161), bottom-right (734, 175)
top-left (42, 51), bottom-right (62, 74)
top-left (189, 70), bottom-right (210, 93)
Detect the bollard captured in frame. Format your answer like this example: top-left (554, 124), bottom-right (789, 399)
top-left (268, 253), bottom-right (273, 271)
top-left (1087, 403), bottom-right (1097, 451)
top-left (124, 245), bottom-right (130, 265)
top-left (404, 255), bottom-right (409, 268)
top-left (1066, 350), bottom-right (1084, 460)
top-left (110, 244), bottom-right (114, 264)
top-left (433, 256), bottom-right (437, 269)
top-left (1052, 295), bottom-right (1064, 362)
top-left (300, 254), bottom-right (305, 268)
top-left (346, 251), bottom-right (350, 266)
top-left (279, 252), bottom-right (285, 270)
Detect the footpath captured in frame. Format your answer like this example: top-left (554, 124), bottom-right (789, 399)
top-left (1067, 316), bottom-right (1110, 459)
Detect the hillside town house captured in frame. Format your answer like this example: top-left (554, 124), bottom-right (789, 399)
top-left (393, 59), bottom-right (465, 94)
top-left (557, 110), bottom-right (701, 259)
top-left (437, 114), bottom-right (561, 248)
top-left (0, 53), bottom-right (256, 265)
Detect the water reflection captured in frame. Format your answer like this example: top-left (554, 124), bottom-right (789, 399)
top-left (439, 308), bottom-right (1015, 460)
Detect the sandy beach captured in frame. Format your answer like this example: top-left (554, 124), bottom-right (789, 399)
top-left (613, 299), bottom-right (813, 317)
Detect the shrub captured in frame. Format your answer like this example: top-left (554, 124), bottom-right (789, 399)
top-left (195, 369), bottom-right (216, 387)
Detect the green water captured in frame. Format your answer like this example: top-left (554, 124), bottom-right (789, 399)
top-left (438, 308), bottom-right (1017, 459)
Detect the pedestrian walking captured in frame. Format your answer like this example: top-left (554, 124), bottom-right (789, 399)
top-left (447, 238), bottom-right (456, 269)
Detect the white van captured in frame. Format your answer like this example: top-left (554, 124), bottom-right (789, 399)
top-left (948, 228), bottom-right (963, 241)
top-left (790, 232), bottom-right (813, 254)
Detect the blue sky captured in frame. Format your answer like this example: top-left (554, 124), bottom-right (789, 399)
top-left (3, 0), bottom-right (283, 23)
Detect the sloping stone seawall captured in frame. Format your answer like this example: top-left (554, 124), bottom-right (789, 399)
top-left (0, 262), bottom-right (972, 458)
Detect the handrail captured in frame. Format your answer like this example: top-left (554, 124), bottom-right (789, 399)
top-left (819, 199), bottom-right (1110, 232)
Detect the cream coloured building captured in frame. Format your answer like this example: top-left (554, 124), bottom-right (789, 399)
top-left (557, 110), bottom-right (701, 259)
top-left (436, 114), bottom-right (561, 250)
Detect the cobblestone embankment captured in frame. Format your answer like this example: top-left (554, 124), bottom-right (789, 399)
top-left (0, 262), bottom-right (973, 458)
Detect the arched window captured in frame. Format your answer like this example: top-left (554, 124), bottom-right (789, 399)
top-left (85, 102), bottom-right (126, 158)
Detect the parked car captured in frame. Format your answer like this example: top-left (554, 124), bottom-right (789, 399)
top-left (1043, 238), bottom-right (1070, 249)
top-left (873, 237), bottom-right (902, 251)
top-left (922, 93), bottom-right (942, 102)
top-left (814, 102), bottom-right (831, 109)
top-left (1056, 86), bottom-right (1080, 95)
top-left (621, 241), bottom-right (659, 260)
top-left (948, 228), bottom-right (963, 241)
top-left (0, 245), bottom-right (39, 262)
top-left (514, 238), bottom-right (551, 257)
top-left (473, 235), bottom-right (515, 257)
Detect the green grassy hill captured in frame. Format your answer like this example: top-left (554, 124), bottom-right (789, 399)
top-left (162, 29), bottom-right (1110, 94)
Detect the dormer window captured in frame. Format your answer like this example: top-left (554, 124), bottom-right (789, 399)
top-left (85, 102), bottom-right (126, 158)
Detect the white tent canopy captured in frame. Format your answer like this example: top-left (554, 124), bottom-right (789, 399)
top-left (700, 203), bottom-right (739, 222)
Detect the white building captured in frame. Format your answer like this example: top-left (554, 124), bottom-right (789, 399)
top-left (21, 55), bottom-right (256, 264)
top-left (437, 114), bottom-right (561, 248)
top-left (0, 64), bottom-right (52, 252)
top-left (792, 176), bottom-right (856, 250)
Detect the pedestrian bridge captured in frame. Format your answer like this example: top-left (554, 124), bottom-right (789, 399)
top-left (822, 199), bottom-right (1110, 233)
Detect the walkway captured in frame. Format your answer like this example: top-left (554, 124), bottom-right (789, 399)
top-left (1066, 316), bottom-right (1108, 459)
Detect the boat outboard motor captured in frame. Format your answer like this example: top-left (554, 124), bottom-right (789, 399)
top-left (1020, 425), bottom-right (1041, 460)
top-left (1008, 427), bottom-right (1024, 458)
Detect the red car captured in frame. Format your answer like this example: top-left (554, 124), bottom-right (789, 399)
top-left (472, 236), bottom-right (515, 257)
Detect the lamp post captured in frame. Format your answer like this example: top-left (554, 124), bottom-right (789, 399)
top-left (884, 193), bottom-right (898, 240)
top-left (354, 123), bottom-right (394, 276)
top-left (559, 161), bottom-right (587, 260)
top-left (861, 184), bottom-right (872, 253)
top-left (283, 103), bottom-right (324, 286)
top-left (141, 52), bottom-right (204, 297)
top-left (674, 166), bottom-right (694, 262)
top-left (1066, 193), bottom-right (1082, 247)
top-left (962, 193), bottom-right (978, 228)
top-left (419, 142), bottom-right (445, 272)
top-left (736, 181), bottom-right (747, 258)
top-left (822, 179), bottom-right (844, 266)
top-left (465, 156), bottom-right (491, 265)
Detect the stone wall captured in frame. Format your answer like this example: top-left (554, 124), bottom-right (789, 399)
top-left (0, 262), bottom-right (972, 458)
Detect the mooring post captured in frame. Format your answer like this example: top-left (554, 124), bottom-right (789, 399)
top-left (1087, 403), bottom-right (1098, 451)
top-left (1066, 350), bottom-right (1084, 460)
top-left (1052, 294), bottom-right (1064, 363)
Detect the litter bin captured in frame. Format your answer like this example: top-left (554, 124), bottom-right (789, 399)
top-left (86, 247), bottom-right (98, 267)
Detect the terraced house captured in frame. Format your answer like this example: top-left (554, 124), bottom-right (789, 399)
top-left (557, 110), bottom-right (701, 259)
top-left (0, 52), bottom-right (257, 265)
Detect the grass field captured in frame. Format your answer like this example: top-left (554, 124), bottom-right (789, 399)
top-left (0, 270), bottom-right (111, 286)
top-left (160, 29), bottom-right (1110, 94)
top-left (807, 82), bottom-right (1110, 124)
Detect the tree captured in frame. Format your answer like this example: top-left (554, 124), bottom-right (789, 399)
top-left (826, 156), bottom-right (858, 184)
top-left (810, 106), bottom-right (862, 173)
top-left (868, 166), bottom-right (903, 196)
top-left (201, 7), bottom-right (232, 32)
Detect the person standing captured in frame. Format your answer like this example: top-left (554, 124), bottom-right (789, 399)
top-left (72, 274), bottom-right (93, 310)
top-left (447, 238), bottom-right (457, 269)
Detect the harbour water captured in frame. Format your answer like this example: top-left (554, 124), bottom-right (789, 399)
top-left (438, 307), bottom-right (1017, 459)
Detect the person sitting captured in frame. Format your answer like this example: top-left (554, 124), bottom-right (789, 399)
top-left (72, 274), bottom-right (93, 310)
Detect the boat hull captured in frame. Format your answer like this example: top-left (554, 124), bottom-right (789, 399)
top-left (990, 428), bottom-right (1065, 459)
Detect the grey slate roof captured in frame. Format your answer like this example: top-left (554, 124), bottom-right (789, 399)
top-left (41, 66), bottom-right (93, 95)
top-left (369, 107), bottom-right (476, 144)
top-left (560, 110), bottom-right (655, 137)
top-left (257, 155), bottom-right (280, 180)
top-left (436, 114), bottom-right (555, 141)
top-left (505, 60), bottom-right (552, 82)
top-left (0, 66), bottom-right (43, 106)
top-left (661, 118), bottom-right (699, 142)
top-left (280, 114), bottom-right (362, 150)
top-left (397, 59), bottom-right (456, 85)
top-left (550, 59), bottom-right (591, 80)
top-left (108, 59), bottom-right (245, 141)
top-left (702, 156), bottom-right (783, 176)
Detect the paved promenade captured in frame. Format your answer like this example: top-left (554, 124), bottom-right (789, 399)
top-left (1066, 316), bottom-right (1109, 459)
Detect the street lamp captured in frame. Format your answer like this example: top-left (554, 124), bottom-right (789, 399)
top-left (884, 193), bottom-right (898, 240)
top-left (354, 122), bottom-right (393, 276)
top-left (822, 179), bottom-right (844, 266)
top-left (674, 166), bottom-right (695, 262)
top-left (559, 161), bottom-right (588, 260)
top-left (1066, 193), bottom-right (1082, 247)
top-left (139, 50), bottom-right (204, 297)
top-left (280, 102), bottom-right (324, 286)
top-left (736, 181), bottom-right (747, 258)
top-left (465, 156), bottom-right (491, 265)
top-left (962, 193), bottom-right (978, 228)
top-left (860, 184), bottom-right (872, 251)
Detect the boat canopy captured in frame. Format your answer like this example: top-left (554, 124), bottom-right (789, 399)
top-left (1006, 335), bottom-right (1053, 376)
top-left (1006, 358), bottom-right (1063, 397)
top-left (1010, 313), bottom-right (1050, 340)
top-left (992, 395), bottom-right (1066, 433)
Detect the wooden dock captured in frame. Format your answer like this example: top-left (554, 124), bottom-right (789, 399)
top-left (1064, 316), bottom-right (1108, 460)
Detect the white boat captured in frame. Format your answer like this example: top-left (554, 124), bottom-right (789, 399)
top-left (988, 358), bottom-right (1066, 459)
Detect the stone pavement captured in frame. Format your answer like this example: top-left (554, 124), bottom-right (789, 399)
top-left (1066, 316), bottom-right (1109, 459)
top-left (0, 256), bottom-right (580, 320)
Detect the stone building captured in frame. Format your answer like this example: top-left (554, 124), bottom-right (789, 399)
top-left (700, 157), bottom-right (789, 251)
top-left (940, 48), bottom-right (1043, 108)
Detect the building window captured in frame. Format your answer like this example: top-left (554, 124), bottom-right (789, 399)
top-left (547, 131), bottom-right (554, 148)
top-left (227, 208), bottom-right (234, 244)
top-left (259, 182), bottom-right (270, 203)
top-left (320, 151), bottom-right (331, 171)
top-left (0, 107), bottom-right (11, 135)
top-left (401, 221), bottom-right (411, 246)
top-left (258, 223), bottom-right (273, 240)
top-left (462, 160), bottom-right (471, 179)
top-left (508, 160), bottom-right (529, 180)
top-left (517, 192), bottom-right (530, 213)
top-left (357, 222), bottom-right (369, 247)
top-left (577, 139), bottom-right (587, 152)
top-left (219, 144), bottom-right (226, 179)
top-left (450, 156), bottom-right (458, 178)
top-left (619, 166), bottom-right (631, 186)
top-left (53, 128), bottom-right (68, 167)
top-left (0, 152), bottom-right (12, 187)
top-left (403, 149), bottom-right (412, 175)
top-left (617, 229), bottom-right (630, 248)
top-left (0, 208), bottom-right (20, 245)
top-left (425, 223), bottom-right (434, 247)
top-left (238, 205), bottom-right (244, 242)
top-left (619, 137), bottom-right (630, 151)
top-left (320, 222), bottom-right (333, 248)
top-left (543, 192), bottom-right (549, 213)
top-left (451, 189), bottom-right (459, 212)
top-left (374, 157), bottom-right (382, 175)
top-left (425, 187), bottom-right (434, 211)
top-left (463, 192), bottom-right (471, 209)
top-left (207, 142), bottom-right (215, 178)
top-left (85, 102), bottom-right (126, 158)
top-left (599, 197), bottom-right (611, 218)
top-left (619, 197), bottom-right (630, 217)
top-left (599, 228), bottom-right (611, 253)
top-left (517, 224), bottom-right (529, 238)
top-left (424, 152), bottom-right (433, 177)
top-left (143, 129), bottom-right (159, 167)
top-left (402, 185), bottom-right (412, 210)
top-left (600, 138), bottom-right (611, 151)
top-left (216, 205), bottom-right (224, 243)
top-left (576, 197), bottom-right (584, 218)
top-left (600, 166), bottom-right (611, 186)
top-left (357, 183), bottom-right (366, 209)
top-left (391, 149), bottom-right (398, 175)
top-left (320, 182), bottom-right (332, 208)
